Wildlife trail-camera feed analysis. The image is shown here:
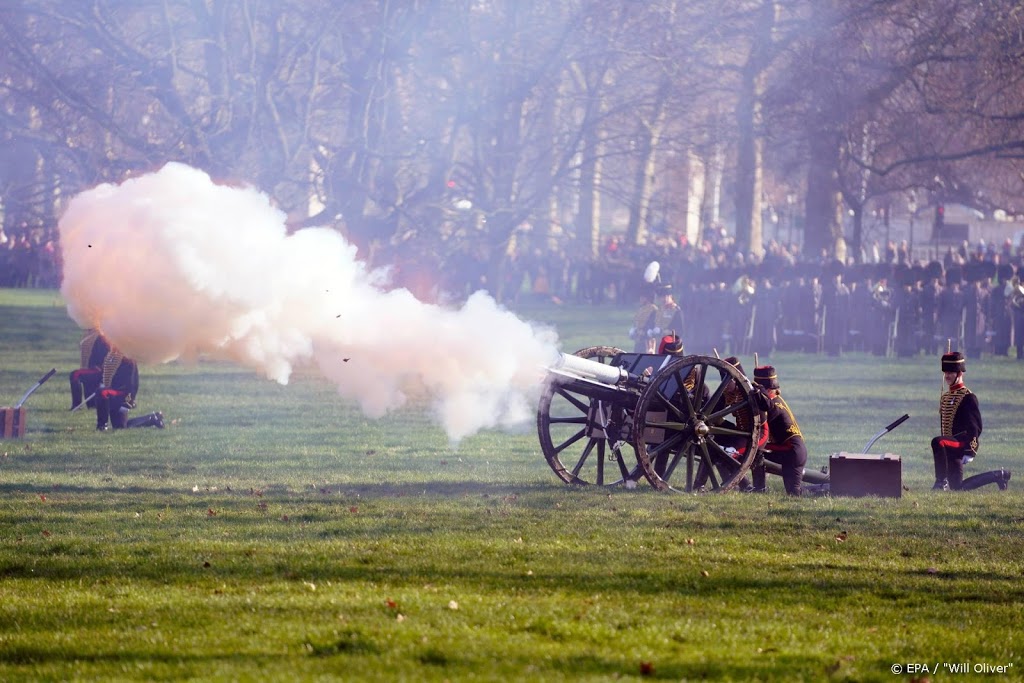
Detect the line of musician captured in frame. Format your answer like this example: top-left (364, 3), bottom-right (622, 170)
top-left (635, 259), bottom-right (1024, 360)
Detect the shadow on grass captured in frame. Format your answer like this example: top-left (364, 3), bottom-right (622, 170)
top-left (0, 630), bottom-right (956, 682)
top-left (0, 479), bottom-right (564, 499)
top-left (2, 538), bottom-right (1021, 608)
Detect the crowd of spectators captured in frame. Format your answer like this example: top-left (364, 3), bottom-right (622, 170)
top-left (0, 225), bottom-right (61, 288)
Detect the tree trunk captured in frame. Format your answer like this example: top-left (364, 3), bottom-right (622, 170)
top-left (734, 75), bottom-right (759, 255)
top-left (805, 132), bottom-right (846, 262)
top-left (626, 83), bottom-right (668, 246)
top-left (577, 124), bottom-right (603, 259)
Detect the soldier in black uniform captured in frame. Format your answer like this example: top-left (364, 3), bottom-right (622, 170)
top-left (962, 265), bottom-right (989, 360)
top-left (819, 262), bottom-right (850, 357)
top-left (70, 328), bottom-right (111, 410)
top-left (919, 263), bottom-right (942, 355)
top-left (867, 271), bottom-right (894, 356)
top-left (1008, 271), bottom-right (1024, 360)
top-left (750, 278), bottom-right (781, 354)
top-left (989, 264), bottom-right (1013, 355)
top-left (936, 273), bottom-right (964, 349)
top-left (893, 268), bottom-right (922, 357)
top-left (750, 365), bottom-right (807, 496)
top-left (95, 347), bottom-right (165, 431)
top-left (930, 351), bottom-right (1010, 491)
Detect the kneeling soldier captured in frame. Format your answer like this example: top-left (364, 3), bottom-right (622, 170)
top-left (751, 365), bottom-right (807, 496)
top-left (931, 351), bottom-right (1010, 490)
top-left (96, 347), bottom-right (164, 430)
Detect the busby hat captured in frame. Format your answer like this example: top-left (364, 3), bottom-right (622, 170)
top-left (925, 260), bottom-right (944, 281)
top-left (723, 355), bottom-right (745, 377)
top-left (941, 351), bottom-right (966, 374)
top-left (753, 365), bottom-right (779, 390)
top-left (659, 334), bottom-right (683, 354)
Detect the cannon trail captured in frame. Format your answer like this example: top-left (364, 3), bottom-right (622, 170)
top-left (58, 162), bottom-right (560, 441)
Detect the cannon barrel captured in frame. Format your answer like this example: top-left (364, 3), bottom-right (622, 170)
top-left (549, 351), bottom-right (632, 386)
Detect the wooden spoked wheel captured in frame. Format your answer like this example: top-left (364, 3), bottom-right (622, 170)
top-left (537, 346), bottom-right (644, 487)
top-left (633, 355), bottom-right (763, 492)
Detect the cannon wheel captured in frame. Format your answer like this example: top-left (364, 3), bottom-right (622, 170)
top-left (537, 346), bottom-right (644, 487)
top-left (633, 354), bottom-right (763, 492)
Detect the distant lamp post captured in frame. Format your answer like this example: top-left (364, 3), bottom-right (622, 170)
top-left (907, 195), bottom-right (917, 259)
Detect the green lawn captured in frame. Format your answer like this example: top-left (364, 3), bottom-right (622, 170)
top-left (0, 289), bottom-right (1021, 682)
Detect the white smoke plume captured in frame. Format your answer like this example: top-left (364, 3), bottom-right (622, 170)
top-left (58, 162), bottom-right (561, 441)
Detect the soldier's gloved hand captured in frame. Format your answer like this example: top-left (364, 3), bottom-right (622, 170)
top-left (961, 451), bottom-right (975, 466)
top-left (628, 327), bottom-right (637, 339)
top-left (649, 327), bottom-right (661, 338)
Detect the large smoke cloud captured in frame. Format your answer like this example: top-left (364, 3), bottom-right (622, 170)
top-left (58, 162), bottom-right (560, 441)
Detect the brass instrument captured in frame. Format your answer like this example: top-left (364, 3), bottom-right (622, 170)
top-left (1006, 276), bottom-right (1024, 310)
top-left (732, 275), bottom-right (756, 305)
top-left (871, 281), bottom-right (892, 305)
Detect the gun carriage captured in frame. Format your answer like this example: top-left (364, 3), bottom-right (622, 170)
top-left (538, 347), bottom-right (767, 492)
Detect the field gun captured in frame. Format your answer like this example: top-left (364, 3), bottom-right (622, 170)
top-left (538, 347), bottom-right (765, 492)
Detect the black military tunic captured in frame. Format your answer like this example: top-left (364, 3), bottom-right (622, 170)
top-left (931, 382), bottom-right (982, 490)
top-left (95, 349), bottom-right (163, 430)
top-left (69, 329), bottom-right (111, 410)
top-left (758, 390), bottom-right (808, 495)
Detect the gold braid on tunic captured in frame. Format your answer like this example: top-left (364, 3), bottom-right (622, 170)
top-left (102, 350), bottom-right (125, 387)
top-left (723, 384), bottom-right (753, 431)
top-left (80, 331), bottom-right (100, 367)
top-left (682, 367), bottom-right (700, 392)
top-left (774, 395), bottom-right (803, 439)
top-left (939, 386), bottom-right (972, 444)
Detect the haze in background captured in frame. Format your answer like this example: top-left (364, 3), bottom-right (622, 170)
top-left (58, 162), bottom-right (560, 441)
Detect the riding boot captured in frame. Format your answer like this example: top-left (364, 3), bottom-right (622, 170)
top-left (126, 411), bottom-right (164, 429)
top-left (70, 374), bottom-right (83, 410)
top-left (782, 466), bottom-right (804, 496)
top-left (751, 464), bottom-right (766, 492)
top-left (947, 458), bottom-right (965, 491)
top-left (931, 441), bottom-right (947, 486)
top-left (95, 397), bottom-right (110, 431)
top-left (961, 469), bottom-right (1012, 491)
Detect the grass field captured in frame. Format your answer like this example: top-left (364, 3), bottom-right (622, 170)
top-left (0, 288), bottom-right (1022, 682)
